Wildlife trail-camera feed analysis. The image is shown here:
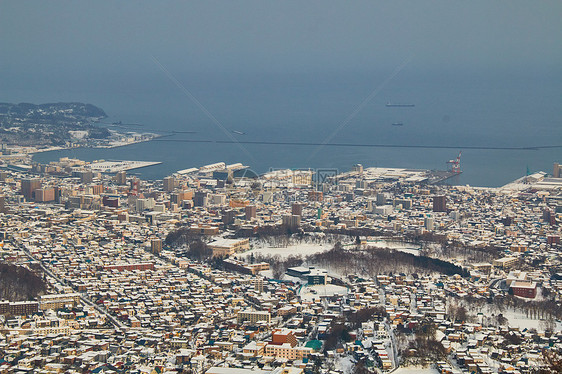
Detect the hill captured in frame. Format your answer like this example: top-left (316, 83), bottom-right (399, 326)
top-left (0, 263), bottom-right (47, 301)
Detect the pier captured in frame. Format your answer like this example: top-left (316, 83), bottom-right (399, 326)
top-left (87, 160), bottom-right (162, 173)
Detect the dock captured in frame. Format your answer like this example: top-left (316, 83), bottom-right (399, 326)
top-left (427, 170), bottom-right (461, 184)
top-left (87, 160), bottom-right (162, 173)
top-left (340, 167), bottom-right (461, 185)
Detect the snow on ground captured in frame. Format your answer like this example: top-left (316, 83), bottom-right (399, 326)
top-left (337, 356), bottom-right (355, 374)
top-left (257, 269), bottom-right (274, 279)
top-left (69, 130), bottom-right (88, 139)
top-left (393, 367), bottom-right (439, 374)
top-left (243, 242), bottom-right (333, 259)
top-left (365, 240), bottom-right (421, 256)
top-left (501, 309), bottom-right (562, 332)
top-left (479, 305), bottom-right (561, 332)
top-left (299, 284), bottom-right (348, 302)
top-left (503, 309), bottom-right (542, 330)
top-left (243, 239), bottom-right (421, 260)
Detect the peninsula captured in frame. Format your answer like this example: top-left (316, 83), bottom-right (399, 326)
top-left (0, 102), bottom-right (158, 156)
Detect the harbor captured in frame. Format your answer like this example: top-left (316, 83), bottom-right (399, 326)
top-left (87, 160), bottom-right (162, 173)
top-left (342, 166), bottom-right (461, 185)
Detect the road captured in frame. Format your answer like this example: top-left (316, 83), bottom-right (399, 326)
top-left (19, 242), bottom-right (127, 331)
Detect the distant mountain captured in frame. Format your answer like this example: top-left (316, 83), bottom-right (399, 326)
top-left (0, 101), bottom-right (109, 146)
top-left (0, 102), bottom-right (107, 123)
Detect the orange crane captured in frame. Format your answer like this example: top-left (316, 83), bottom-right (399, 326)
top-left (446, 151), bottom-right (462, 174)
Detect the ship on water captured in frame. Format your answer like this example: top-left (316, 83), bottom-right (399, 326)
top-left (386, 102), bottom-right (415, 107)
top-left (392, 123), bottom-right (404, 126)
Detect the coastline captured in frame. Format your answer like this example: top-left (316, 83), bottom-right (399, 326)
top-left (25, 132), bottom-right (560, 189)
top-left (27, 132), bottom-right (162, 155)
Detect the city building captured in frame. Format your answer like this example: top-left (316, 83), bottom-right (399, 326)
top-left (163, 176), bottom-right (176, 192)
top-left (40, 294), bottom-right (81, 310)
top-left (116, 170), bottom-right (127, 185)
top-left (510, 280), bottom-right (537, 299)
top-left (209, 238), bottom-right (250, 257)
top-left (291, 203), bottom-right (303, 216)
top-left (238, 310), bottom-right (271, 325)
top-left (245, 205), bottom-right (257, 220)
top-left (151, 238), bottom-right (163, 254)
top-left (493, 257), bottom-right (518, 270)
top-left (433, 195), bottom-right (447, 212)
top-left (194, 191), bottom-right (208, 207)
top-left (0, 301), bottom-right (39, 315)
top-left (21, 178), bottom-right (41, 201)
top-left (282, 215), bottom-right (301, 228)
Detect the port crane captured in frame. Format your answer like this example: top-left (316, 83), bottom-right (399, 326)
top-left (446, 151), bottom-right (462, 174)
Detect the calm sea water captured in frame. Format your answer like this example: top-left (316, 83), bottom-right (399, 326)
top-left (7, 69), bottom-right (560, 187)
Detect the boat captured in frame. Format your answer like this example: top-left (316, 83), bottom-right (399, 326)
top-left (232, 130), bottom-right (246, 135)
top-left (111, 121), bottom-right (142, 127)
top-left (386, 102), bottom-right (415, 107)
top-left (392, 123), bottom-right (404, 126)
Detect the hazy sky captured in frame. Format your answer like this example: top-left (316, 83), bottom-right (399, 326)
top-left (1, 0), bottom-right (561, 78)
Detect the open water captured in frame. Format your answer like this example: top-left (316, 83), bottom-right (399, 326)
top-left (5, 68), bottom-right (560, 187)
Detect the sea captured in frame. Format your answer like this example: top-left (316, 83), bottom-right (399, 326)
top-left (5, 68), bottom-right (561, 187)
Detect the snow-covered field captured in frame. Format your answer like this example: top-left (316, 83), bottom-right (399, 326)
top-left (501, 309), bottom-right (561, 332)
top-left (393, 367), bottom-right (439, 374)
top-left (503, 309), bottom-right (542, 330)
top-left (299, 284), bottom-right (348, 301)
top-left (69, 130), bottom-right (88, 139)
top-left (243, 239), bottom-right (421, 260)
top-left (365, 240), bottom-right (421, 256)
top-left (243, 242), bottom-right (333, 259)
top-left (477, 305), bottom-right (562, 332)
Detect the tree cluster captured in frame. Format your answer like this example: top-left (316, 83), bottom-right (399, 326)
top-left (165, 227), bottom-right (213, 262)
top-left (323, 226), bottom-right (501, 263)
top-left (0, 263), bottom-right (46, 301)
top-left (236, 224), bottom-right (296, 239)
top-left (446, 299), bottom-right (472, 323)
top-left (400, 319), bottom-right (447, 365)
top-left (323, 318), bottom-right (352, 353)
top-left (252, 254), bottom-right (303, 279)
top-left (308, 244), bottom-right (468, 278)
top-left (420, 240), bottom-right (501, 263)
top-left (87, 127), bottom-right (111, 139)
top-left (463, 294), bottom-right (562, 325)
top-left (165, 227), bottom-right (197, 247)
top-left (346, 306), bottom-right (387, 329)
top-left (184, 240), bottom-right (213, 262)
top-left (537, 349), bottom-right (562, 373)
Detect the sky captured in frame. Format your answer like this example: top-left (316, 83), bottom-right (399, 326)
top-left (1, 0), bottom-right (561, 79)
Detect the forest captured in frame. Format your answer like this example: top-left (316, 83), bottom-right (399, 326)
top-left (0, 263), bottom-right (46, 301)
top-left (250, 243), bottom-right (469, 280)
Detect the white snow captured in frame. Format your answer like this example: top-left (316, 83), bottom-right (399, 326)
top-left (299, 284), bottom-right (348, 301)
top-left (365, 240), bottom-right (421, 256)
top-left (393, 367), bottom-right (439, 374)
top-left (338, 356), bottom-right (355, 374)
top-left (501, 309), bottom-right (561, 332)
top-left (479, 304), bottom-right (562, 332)
top-left (244, 242), bottom-right (333, 259)
top-left (244, 239), bottom-right (420, 260)
top-left (69, 130), bottom-right (88, 139)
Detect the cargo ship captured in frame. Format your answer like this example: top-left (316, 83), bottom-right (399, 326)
top-left (386, 102), bottom-right (415, 107)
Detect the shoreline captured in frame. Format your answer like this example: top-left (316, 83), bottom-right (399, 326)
top-left (25, 138), bottom-right (557, 190)
top-left (27, 132), bottom-right (162, 155)
top-left (87, 160), bottom-right (163, 173)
